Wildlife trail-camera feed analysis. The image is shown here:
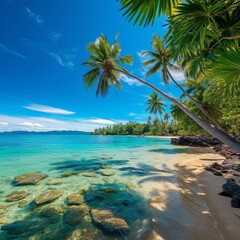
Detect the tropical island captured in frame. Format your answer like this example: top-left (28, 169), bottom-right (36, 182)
top-left (0, 0), bottom-right (240, 240)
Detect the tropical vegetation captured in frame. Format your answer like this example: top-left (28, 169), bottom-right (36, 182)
top-left (83, 0), bottom-right (240, 152)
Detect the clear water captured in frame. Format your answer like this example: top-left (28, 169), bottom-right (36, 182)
top-left (0, 135), bottom-right (222, 240)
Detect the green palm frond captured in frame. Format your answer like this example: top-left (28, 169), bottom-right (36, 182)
top-left (208, 47), bottom-right (240, 96)
top-left (119, 0), bottom-right (179, 26)
top-left (83, 68), bottom-right (101, 89)
top-left (146, 61), bottom-right (161, 79)
top-left (146, 91), bottom-right (166, 116)
top-left (83, 33), bottom-right (133, 97)
top-left (115, 54), bottom-right (133, 65)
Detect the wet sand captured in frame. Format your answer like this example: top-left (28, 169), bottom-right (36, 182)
top-left (175, 147), bottom-right (240, 240)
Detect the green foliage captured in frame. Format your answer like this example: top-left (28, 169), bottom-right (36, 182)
top-left (91, 118), bottom-right (180, 136)
top-left (146, 91), bottom-right (166, 116)
top-left (83, 34), bottom-right (133, 97)
top-left (119, 0), bottom-right (179, 26)
top-left (208, 47), bottom-right (240, 96)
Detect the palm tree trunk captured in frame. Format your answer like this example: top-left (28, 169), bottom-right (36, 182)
top-left (116, 68), bottom-right (240, 153)
top-left (166, 68), bottom-right (226, 132)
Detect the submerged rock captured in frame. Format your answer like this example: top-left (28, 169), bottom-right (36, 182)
top-left (91, 209), bottom-right (129, 234)
top-left (46, 179), bottom-right (62, 185)
top-left (100, 157), bottom-right (113, 160)
top-left (34, 191), bottom-right (63, 205)
top-left (100, 164), bottom-right (111, 169)
top-left (60, 171), bottom-right (78, 178)
top-left (18, 200), bottom-right (28, 208)
top-left (0, 204), bottom-right (7, 210)
top-left (5, 190), bottom-right (29, 202)
top-left (63, 205), bottom-right (89, 226)
top-left (82, 172), bottom-right (97, 178)
top-left (0, 210), bottom-right (5, 215)
top-left (1, 220), bottom-right (33, 234)
top-left (99, 170), bottom-right (116, 176)
top-left (40, 205), bottom-right (62, 218)
top-left (0, 218), bottom-right (8, 225)
top-left (13, 173), bottom-right (47, 185)
top-left (67, 193), bottom-right (84, 205)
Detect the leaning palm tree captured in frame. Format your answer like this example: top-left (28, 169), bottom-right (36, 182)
top-left (142, 34), bottom-right (225, 132)
top-left (146, 91), bottom-right (166, 134)
top-left (83, 34), bottom-right (240, 152)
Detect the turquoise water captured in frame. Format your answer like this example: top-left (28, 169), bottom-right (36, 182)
top-left (0, 135), bottom-right (222, 240)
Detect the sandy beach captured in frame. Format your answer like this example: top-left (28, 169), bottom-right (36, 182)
top-left (175, 147), bottom-right (240, 240)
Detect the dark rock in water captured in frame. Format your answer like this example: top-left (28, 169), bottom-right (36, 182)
top-left (171, 136), bottom-right (221, 147)
top-left (18, 200), bottom-right (28, 208)
top-left (5, 190), bottom-right (29, 202)
top-left (60, 170), bottom-right (78, 178)
top-left (40, 206), bottom-right (62, 218)
top-left (1, 220), bottom-right (33, 234)
top-left (219, 178), bottom-right (240, 208)
top-left (63, 205), bottom-right (89, 226)
top-left (13, 173), bottom-right (47, 185)
top-left (91, 209), bottom-right (129, 234)
top-left (122, 200), bottom-right (131, 206)
top-left (67, 193), bottom-right (84, 205)
top-left (34, 191), bottom-right (63, 205)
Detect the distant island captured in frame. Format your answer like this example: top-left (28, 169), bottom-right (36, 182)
top-left (0, 130), bottom-right (90, 135)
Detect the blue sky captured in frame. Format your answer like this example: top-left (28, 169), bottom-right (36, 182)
top-left (0, 0), bottom-right (184, 132)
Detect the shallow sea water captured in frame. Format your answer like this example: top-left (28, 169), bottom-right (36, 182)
top-left (0, 135), bottom-right (223, 240)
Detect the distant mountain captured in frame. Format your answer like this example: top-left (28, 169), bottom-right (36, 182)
top-left (0, 131), bottom-right (90, 135)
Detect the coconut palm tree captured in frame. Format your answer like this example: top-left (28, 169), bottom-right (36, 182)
top-left (120, 0), bottom-right (240, 96)
top-left (83, 34), bottom-right (240, 152)
top-left (146, 91), bottom-right (166, 134)
top-left (142, 34), bottom-right (226, 132)
top-left (146, 91), bottom-right (166, 117)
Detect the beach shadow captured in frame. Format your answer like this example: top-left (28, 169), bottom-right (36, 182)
top-left (140, 164), bottom-right (223, 240)
top-left (148, 147), bottom-right (215, 155)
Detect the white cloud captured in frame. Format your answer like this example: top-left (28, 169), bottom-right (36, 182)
top-left (0, 115), bottom-right (126, 132)
top-left (120, 74), bottom-right (143, 86)
top-left (25, 7), bottom-right (43, 25)
top-left (169, 69), bottom-right (185, 82)
top-left (89, 118), bottom-right (116, 124)
top-left (49, 32), bottom-right (61, 41)
top-left (0, 42), bottom-right (26, 59)
top-left (0, 122), bottom-right (8, 126)
top-left (17, 122), bottom-right (44, 128)
top-left (46, 51), bottom-right (74, 68)
top-left (128, 112), bottom-right (137, 116)
top-left (23, 104), bottom-right (75, 115)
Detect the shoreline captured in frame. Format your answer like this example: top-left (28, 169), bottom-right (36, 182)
top-left (175, 147), bottom-right (240, 240)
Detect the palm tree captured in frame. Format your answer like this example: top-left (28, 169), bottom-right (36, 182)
top-left (120, 0), bottom-right (240, 106)
top-left (146, 91), bottom-right (166, 118)
top-left (83, 34), bottom-right (240, 152)
top-left (142, 34), bottom-right (226, 132)
top-left (146, 91), bottom-right (166, 134)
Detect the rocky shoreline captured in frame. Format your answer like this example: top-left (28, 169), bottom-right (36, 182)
top-left (171, 135), bottom-right (240, 208)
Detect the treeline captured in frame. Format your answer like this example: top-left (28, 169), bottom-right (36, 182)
top-left (91, 117), bottom-right (180, 136)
